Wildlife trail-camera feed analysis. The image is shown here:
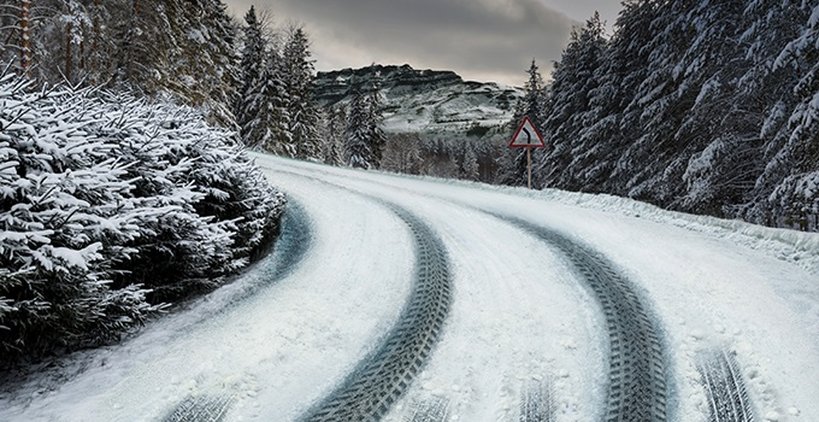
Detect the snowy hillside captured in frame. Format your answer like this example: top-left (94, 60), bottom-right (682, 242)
top-left (313, 64), bottom-right (522, 140)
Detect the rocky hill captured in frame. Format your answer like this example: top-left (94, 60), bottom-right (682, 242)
top-left (313, 64), bottom-right (522, 140)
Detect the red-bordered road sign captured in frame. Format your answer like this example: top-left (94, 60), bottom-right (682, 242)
top-left (509, 116), bottom-right (546, 148)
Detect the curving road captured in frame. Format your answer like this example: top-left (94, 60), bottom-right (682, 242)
top-left (1, 154), bottom-right (818, 422)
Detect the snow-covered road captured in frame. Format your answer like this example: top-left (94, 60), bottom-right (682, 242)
top-left (2, 154), bottom-right (818, 422)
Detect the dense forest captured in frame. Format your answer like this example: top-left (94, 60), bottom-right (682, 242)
top-left (504, 1), bottom-right (819, 232)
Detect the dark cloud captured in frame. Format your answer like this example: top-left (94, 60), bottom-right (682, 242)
top-left (224, 0), bottom-right (617, 85)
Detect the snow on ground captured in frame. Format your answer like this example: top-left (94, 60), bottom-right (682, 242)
top-left (2, 153), bottom-right (817, 422)
top-left (264, 156), bottom-right (819, 422)
top-left (263, 168), bottom-right (608, 421)
top-left (1, 179), bottom-right (415, 421)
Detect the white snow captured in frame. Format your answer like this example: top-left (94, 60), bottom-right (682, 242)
top-left (261, 156), bottom-right (819, 422)
top-left (2, 153), bottom-right (817, 422)
top-left (0, 181), bottom-right (414, 421)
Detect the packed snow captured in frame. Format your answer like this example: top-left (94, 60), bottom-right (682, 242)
top-left (1, 154), bottom-right (817, 422)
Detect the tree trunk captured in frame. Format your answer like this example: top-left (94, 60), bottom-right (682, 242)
top-left (65, 22), bottom-right (73, 82)
top-left (20, 0), bottom-right (31, 78)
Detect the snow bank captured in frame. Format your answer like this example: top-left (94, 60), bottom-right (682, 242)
top-left (375, 169), bottom-right (819, 275)
top-left (264, 156), bottom-right (819, 275)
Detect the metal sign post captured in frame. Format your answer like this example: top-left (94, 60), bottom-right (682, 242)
top-left (527, 148), bottom-right (532, 189)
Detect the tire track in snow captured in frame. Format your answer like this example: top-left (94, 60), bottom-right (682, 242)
top-left (520, 379), bottom-right (554, 422)
top-left (264, 172), bottom-right (453, 422)
top-left (405, 396), bottom-right (450, 422)
top-left (270, 164), bottom-right (669, 421)
top-left (301, 205), bottom-right (451, 421)
top-left (157, 201), bottom-right (313, 422)
top-left (260, 200), bottom-right (313, 285)
top-left (161, 392), bottom-right (236, 422)
top-left (696, 350), bottom-right (755, 422)
top-left (474, 213), bottom-right (668, 422)
top-left (213, 199), bottom-right (313, 312)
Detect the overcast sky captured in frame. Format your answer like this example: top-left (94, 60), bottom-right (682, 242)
top-left (223, 0), bottom-right (623, 86)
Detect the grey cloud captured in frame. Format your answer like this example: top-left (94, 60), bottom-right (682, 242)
top-left (225, 0), bottom-right (588, 85)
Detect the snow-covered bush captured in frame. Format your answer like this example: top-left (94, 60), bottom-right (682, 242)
top-left (0, 74), bottom-right (285, 363)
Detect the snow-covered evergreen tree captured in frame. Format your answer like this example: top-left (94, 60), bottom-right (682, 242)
top-left (243, 46), bottom-right (293, 155)
top-left (570, 0), bottom-right (659, 193)
top-left (531, 1), bottom-right (818, 231)
top-left (179, 0), bottom-right (241, 125)
top-left (757, 3), bottom-right (819, 230)
top-left (499, 59), bottom-right (547, 187)
top-left (0, 75), bottom-right (157, 358)
top-left (346, 89), bottom-right (372, 169)
top-left (283, 26), bottom-right (321, 159)
top-left (0, 72), bottom-right (285, 363)
top-left (236, 6), bottom-right (266, 144)
top-left (462, 146), bottom-right (480, 181)
top-left (538, 12), bottom-right (607, 190)
top-left (515, 59), bottom-right (547, 125)
top-left (321, 106), bottom-right (346, 166)
top-left (366, 74), bottom-right (387, 168)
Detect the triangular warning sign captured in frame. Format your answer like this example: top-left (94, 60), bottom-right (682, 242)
top-left (509, 116), bottom-right (546, 148)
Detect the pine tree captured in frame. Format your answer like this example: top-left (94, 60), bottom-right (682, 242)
top-left (462, 146), bottom-right (480, 181)
top-left (367, 73), bottom-right (387, 168)
top-left (496, 146), bottom-right (530, 186)
top-left (244, 49), bottom-right (293, 155)
top-left (499, 59), bottom-right (546, 186)
top-left (236, 6), bottom-right (266, 143)
top-left (515, 59), bottom-right (546, 125)
top-left (86, 0), bottom-right (115, 85)
top-left (570, 0), bottom-right (659, 193)
top-left (321, 106), bottom-right (346, 166)
top-left (283, 26), bottom-right (321, 159)
top-left (179, 0), bottom-right (241, 125)
top-left (346, 89), bottom-right (372, 169)
top-left (0, 0), bottom-right (34, 78)
top-left (382, 133), bottom-right (423, 174)
top-left (264, 47), bottom-right (294, 155)
top-left (757, 2), bottom-right (819, 229)
top-left (112, 0), bottom-right (177, 94)
top-left (538, 12), bottom-right (607, 190)
top-left (0, 72), bottom-right (285, 362)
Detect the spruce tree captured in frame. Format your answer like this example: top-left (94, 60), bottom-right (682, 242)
top-left (245, 48), bottom-right (293, 155)
top-left (346, 89), bottom-right (372, 169)
top-left (283, 26), bottom-right (321, 159)
top-left (236, 6), bottom-right (266, 144)
top-left (321, 106), bottom-right (346, 166)
top-left (112, 0), bottom-right (178, 94)
top-left (756, 1), bottom-right (819, 229)
top-left (499, 59), bottom-right (546, 187)
top-left (264, 48), bottom-right (294, 155)
top-left (462, 146), bottom-right (480, 181)
top-left (537, 12), bottom-right (607, 190)
top-left (366, 74), bottom-right (387, 168)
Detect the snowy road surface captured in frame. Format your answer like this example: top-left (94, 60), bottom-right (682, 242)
top-left (2, 154), bottom-right (818, 421)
